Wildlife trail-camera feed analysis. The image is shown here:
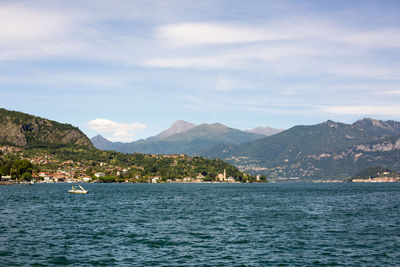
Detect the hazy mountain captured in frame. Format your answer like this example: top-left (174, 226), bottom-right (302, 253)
top-left (245, 126), bottom-right (284, 136)
top-left (90, 134), bottom-right (113, 150)
top-left (0, 108), bottom-right (93, 148)
top-left (154, 120), bottom-right (196, 139)
top-left (163, 123), bottom-right (264, 143)
top-left (203, 118), bottom-right (400, 180)
top-left (91, 122), bottom-right (265, 155)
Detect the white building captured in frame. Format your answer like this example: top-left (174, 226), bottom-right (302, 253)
top-left (152, 177), bottom-right (160, 183)
top-left (82, 177), bottom-right (91, 182)
top-left (1, 175), bottom-right (11, 181)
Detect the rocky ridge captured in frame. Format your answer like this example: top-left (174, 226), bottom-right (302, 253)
top-left (0, 108), bottom-right (93, 148)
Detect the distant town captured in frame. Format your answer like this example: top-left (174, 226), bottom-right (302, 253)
top-left (0, 146), bottom-right (263, 184)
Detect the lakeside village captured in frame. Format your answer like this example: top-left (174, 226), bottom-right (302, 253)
top-left (2, 145), bottom-right (399, 184)
top-left (0, 146), bottom-right (264, 184)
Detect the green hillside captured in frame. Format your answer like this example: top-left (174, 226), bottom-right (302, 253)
top-left (0, 108), bottom-right (255, 183)
top-left (353, 166), bottom-right (400, 179)
top-left (0, 145), bottom-right (255, 183)
top-left (203, 119), bottom-right (400, 180)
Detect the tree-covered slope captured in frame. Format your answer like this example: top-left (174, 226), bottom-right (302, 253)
top-left (0, 109), bottom-right (255, 182)
top-left (0, 145), bottom-right (255, 183)
top-left (352, 166), bottom-right (400, 179)
top-left (203, 118), bottom-right (400, 179)
top-left (0, 108), bottom-right (93, 148)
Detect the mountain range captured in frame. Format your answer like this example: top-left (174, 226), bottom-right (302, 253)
top-left (202, 118), bottom-right (400, 180)
top-left (0, 108), bottom-right (253, 183)
top-left (91, 118), bottom-right (400, 180)
top-left (91, 121), bottom-right (276, 155)
top-left (1, 107), bottom-right (399, 181)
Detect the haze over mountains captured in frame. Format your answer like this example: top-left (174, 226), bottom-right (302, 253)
top-left (91, 120), bottom-right (274, 155)
top-left (91, 118), bottom-right (400, 180)
top-left (245, 126), bottom-right (284, 136)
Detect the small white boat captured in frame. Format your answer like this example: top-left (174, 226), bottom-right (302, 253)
top-left (68, 185), bottom-right (89, 194)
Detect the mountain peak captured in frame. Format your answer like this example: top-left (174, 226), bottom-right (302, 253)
top-left (155, 120), bottom-right (196, 139)
top-left (353, 118), bottom-right (400, 134)
top-left (246, 126), bottom-right (284, 136)
top-left (319, 120), bottom-right (340, 128)
top-left (191, 123), bottom-right (231, 133)
top-left (172, 120), bottom-right (194, 127)
top-left (207, 122), bottom-right (228, 129)
top-left (356, 118), bottom-right (385, 128)
top-left (91, 134), bottom-right (110, 142)
top-left (324, 119), bottom-right (336, 124)
top-left (90, 134), bottom-right (113, 150)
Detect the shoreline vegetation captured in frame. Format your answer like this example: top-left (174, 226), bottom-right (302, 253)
top-left (1, 145), bottom-right (399, 184)
top-left (1, 144), bottom-right (399, 184)
top-left (0, 145), bottom-right (266, 184)
top-left (1, 108), bottom-right (400, 184)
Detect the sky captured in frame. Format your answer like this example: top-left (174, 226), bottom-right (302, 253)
top-left (1, 0), bottom-right (400, 142)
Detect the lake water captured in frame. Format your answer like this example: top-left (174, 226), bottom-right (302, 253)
top-left (1, 183), bottom-right (400, 266)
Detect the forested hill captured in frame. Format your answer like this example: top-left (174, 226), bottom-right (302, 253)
top-left (0, 144), bottom-right (256, 183)
top-left (203, 118), bottom-right (400, 179)
top-left (0, 108), bottom-right (93, 148)
top-left (0, 108), bottom-right (255, 183)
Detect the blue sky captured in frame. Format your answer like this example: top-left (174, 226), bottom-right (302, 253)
top-left (1, 0), bottom-right (400, 141)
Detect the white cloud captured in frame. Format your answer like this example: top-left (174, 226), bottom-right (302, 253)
top-left (0, 4), bottom-right (88, 61)
top-left (148, 21), bottom-right (400, 80)
top-left (215, 76), bottom-right (235, 91)
top-left (142, 56), bottom-right (229, 68)
top-left (141, 43), bottom-right (323, 69)
top-left (1, 2), bottom-right (400, 124)
top-left (87, 118), bottom-right (146, 142)
top-left (321, 105), bottom-right (400, 116)
top-left (141, 41), bottom-right (400, 80)
top-left (156, 23), bottom-right (291, 46)
top-left (157, 21), bottom-right (400, 48)
top-left (382, 90), bottom-right (400, 95)
top-left (0, 5), bottom-right (69, 42)
top-left (339, 29), bottom-right (400, 48)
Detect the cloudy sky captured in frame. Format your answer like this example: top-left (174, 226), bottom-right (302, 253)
top-left (1, 0), bottom-right (400, 141)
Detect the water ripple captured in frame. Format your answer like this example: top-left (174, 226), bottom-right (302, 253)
top-left (1, 183), bottom-right (400, 266)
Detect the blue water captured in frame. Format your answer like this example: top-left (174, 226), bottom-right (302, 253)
top-left (1, 183), bottom-right (400, 266)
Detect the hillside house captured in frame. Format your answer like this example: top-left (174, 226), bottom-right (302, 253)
top-left (1, 175), bottom-right (11, 182)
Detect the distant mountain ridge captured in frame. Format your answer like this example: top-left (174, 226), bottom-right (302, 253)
top-left (2, 107), bottom-right (397, 181)
top-left (91, 134), bottom-right (113, 150)
top-left (0, 108), bottom-right (93, 148)
top-left (245, 126), bottom-right (284, 136)
top-left (90, 117), bottom-right (400, 180)
top-left (202, 118), bottom-right (400, 180)
top-left (154, 120), bottom-right (196, 139)
top-left (91, 121), bottom-right (266, 155)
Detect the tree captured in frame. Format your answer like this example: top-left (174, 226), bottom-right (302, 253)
top-left (21, 172), bottom-right (33, 181)
top-left (11, 160), bottom-right (33, 179)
